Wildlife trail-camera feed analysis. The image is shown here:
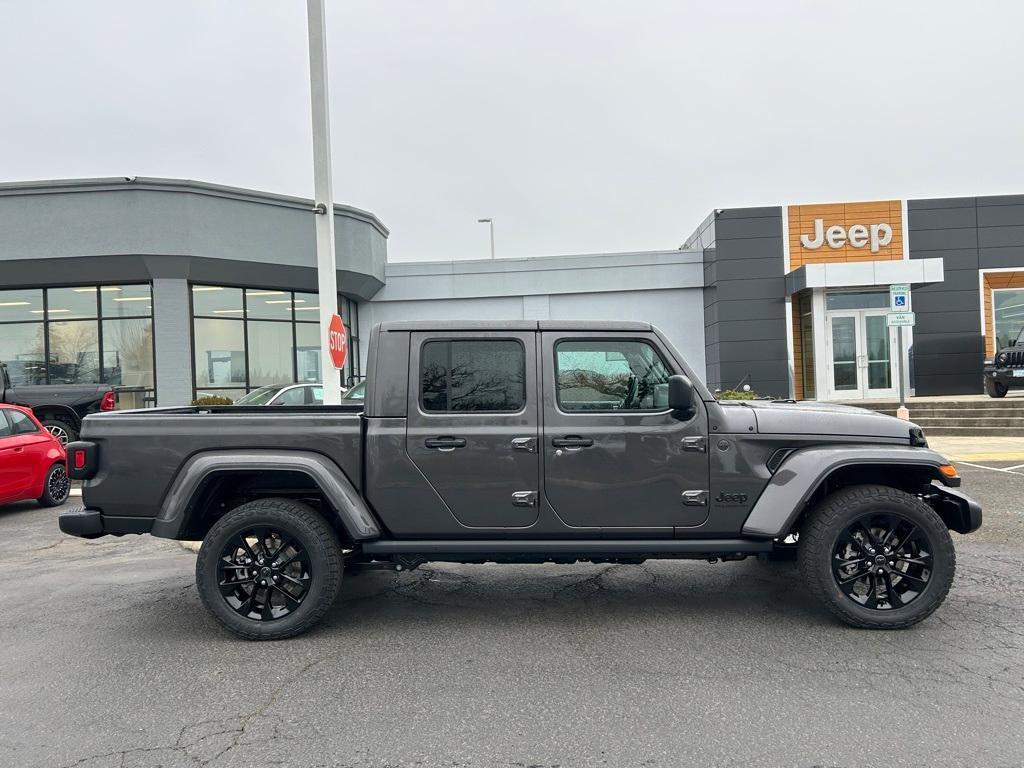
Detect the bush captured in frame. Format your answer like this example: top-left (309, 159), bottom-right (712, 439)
top-left (717, 388), bottom-right (757, 400)
top-left (192, 395), bottom-right (234, 406)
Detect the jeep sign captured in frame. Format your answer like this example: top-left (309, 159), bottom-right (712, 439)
top-left (800, 218), bottom-right (893, 253)
top-left (327, 313), bottom-right (347, 370)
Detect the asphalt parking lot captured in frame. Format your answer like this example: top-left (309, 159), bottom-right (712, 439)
top-left (2, 465), bottom-right (1022, 768)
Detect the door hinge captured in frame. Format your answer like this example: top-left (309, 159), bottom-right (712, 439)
top-left (511, 436), bottom-right (537, 453)
top-left (681, 490), bottom-right (709, 506)
top-left (681, 436), bottom-right (706, 453)
top-left (512, 491), bottom-right (538, 507)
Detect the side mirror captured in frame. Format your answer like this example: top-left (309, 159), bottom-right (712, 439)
top-left (668, 374), bottom-right (694, 413)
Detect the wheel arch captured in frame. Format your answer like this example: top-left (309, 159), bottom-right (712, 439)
top-left (150, 450), bottom-right (381, 543)
top-left (33, 405), bottom-right (81, 427)
top-left (742, 446), bottom-right (960, 539)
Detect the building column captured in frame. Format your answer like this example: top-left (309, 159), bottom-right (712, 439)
top-left (152, 278), bottom-right (193, 406)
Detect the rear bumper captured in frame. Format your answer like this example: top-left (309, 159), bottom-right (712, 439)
top-left (58, 506), bottom-right (154, 538)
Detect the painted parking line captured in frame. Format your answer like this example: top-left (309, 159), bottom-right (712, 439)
top-left (957, 460), bottom-right (1024, 476)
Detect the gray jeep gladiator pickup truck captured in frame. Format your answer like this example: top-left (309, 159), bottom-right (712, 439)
top-left (59, 321), bottom-right (981, 640)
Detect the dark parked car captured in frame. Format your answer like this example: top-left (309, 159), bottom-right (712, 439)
top-left (0, 404), bottom-right (70, 507)
top-left (984, 327), bottom-right (1024, 397)
top-left (60, 321), bottom-right (980, 640)
top-left (1, 362), bottom-right (116, 445)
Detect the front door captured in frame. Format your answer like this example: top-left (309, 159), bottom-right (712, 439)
top-left (826, 310), bottom-right (898, 400)
top-left (0, 412), bottom-right (32, 503)
top-left (540, 332), bottom-right (710, 530)
top-left (406, 331), bottom-right (540, 528)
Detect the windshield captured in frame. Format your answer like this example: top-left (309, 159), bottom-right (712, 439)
top-left (342, 380), bottom-right (366, 400)
top-left (233, 386), bottom-right (282, 405)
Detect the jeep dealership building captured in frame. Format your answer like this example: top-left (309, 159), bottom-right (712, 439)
top-left (1, 177), bottom-right (1021, 405)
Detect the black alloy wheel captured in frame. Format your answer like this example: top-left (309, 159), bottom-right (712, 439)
top-left (798, 484), bottom-right (955, 629)
top-left (831, 513), bottom-right (932, 611)
top-left (38, 463), bottom-right (71, 507)
top-left (218, 528), bottom-right (312, 621)
top-left (196, 498), bottom-right (343, 640)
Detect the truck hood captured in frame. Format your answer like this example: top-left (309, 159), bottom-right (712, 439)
top-left (726, 399), bottom-right (918, 440)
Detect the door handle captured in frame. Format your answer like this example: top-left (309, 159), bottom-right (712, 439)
top-left (511, 436), bottom-right (537, 452)
top-left (13, 447), bottom-right (24, 453)
top-left (551, 436), bottom-right (594, 449)
top-left (424, 436), bottom-right (467, 451)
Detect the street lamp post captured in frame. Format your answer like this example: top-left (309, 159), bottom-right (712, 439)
top-left (307, 0), bottom-right (341, 404)
top-left (477, 218), bottom-right (495, 259)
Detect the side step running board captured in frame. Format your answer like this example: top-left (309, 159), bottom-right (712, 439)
top-left (360, 539), bottom-right (773, 556)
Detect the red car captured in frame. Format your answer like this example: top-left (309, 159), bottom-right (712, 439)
top-left (0, 404), bottom-right (70, 507)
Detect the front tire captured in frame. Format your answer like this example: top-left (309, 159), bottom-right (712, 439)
top-left (798, 484), bottom-right (955, 629)
top-left (196, 498), bottom-right (343, 640)
top-left (38, 463), bottom-right (71, 507)
top-left (984, 378), bottom-right (1008, 398)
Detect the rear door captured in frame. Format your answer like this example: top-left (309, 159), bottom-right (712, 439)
top-left (540, 332), bottom-right (711, 529)
top-left (0, 411), bottom-right (33, 502)
top-left (405, 331), bottom-right (540, 528)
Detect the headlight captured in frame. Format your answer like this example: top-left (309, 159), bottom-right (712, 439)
top-left (997, 352), bottom-right (1008, 366)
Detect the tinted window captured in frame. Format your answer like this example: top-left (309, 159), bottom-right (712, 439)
top-left (555, 340), bottom-right (672, 411)
top-left (421, 340), bottom-right (525, 412)
top-left (8, 409), bottom-right (39, 435)
top-left (0, 413), bottom-right (12, 438)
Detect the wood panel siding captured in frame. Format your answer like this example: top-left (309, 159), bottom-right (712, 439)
top-left (787, 200), bottom-right (904, 270)
top-left (983, 270), bottom-right (1024, 357)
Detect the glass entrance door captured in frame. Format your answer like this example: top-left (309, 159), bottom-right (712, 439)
top-left (826, 310), bottom-right (898, 400)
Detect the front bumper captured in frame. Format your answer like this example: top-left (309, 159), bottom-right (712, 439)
top-left (985, 365), bottom-right (1019, 386)
top-left (930, 485), bottom-right (983, 534)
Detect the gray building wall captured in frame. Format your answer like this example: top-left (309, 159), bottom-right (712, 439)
top-left (699, 208), bottom-right (788, 396)
top-left (0, 177), bottom-right (388, 300)
top-left (362, 251), bottom-right (708, 380)
top-left (908, 194), bottom-right (1024, 395)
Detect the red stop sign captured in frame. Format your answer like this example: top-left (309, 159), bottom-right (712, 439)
top-left (327, 314), bottom-right (347, 370)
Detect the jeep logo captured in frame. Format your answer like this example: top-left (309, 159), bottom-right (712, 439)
top-left (714, 491), bottom-right (748, 505)
top-left (800, 218), bottom-right (893, 253)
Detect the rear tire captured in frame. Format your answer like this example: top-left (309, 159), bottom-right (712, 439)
top-left (798, 484), bottom-right (955, 629)
top-left (37, 463), bottom-right (71, 507)
top-left (41, 418), bottom-right (78, 446)
top-left (196, 498), bottom-right (343, 640)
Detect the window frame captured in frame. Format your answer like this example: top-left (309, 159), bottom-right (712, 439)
top-left (0, 283), bottom-right (154, 397)
top-left (553, 337), bottom-right (675, 416)
top-left (992, 287), bottom-right (1024, 351)
top-left (189, 283), bottom-right (363, 401)
top-left (417, 337), bottom-right (528, 416)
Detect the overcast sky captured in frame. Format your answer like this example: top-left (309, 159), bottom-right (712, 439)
top-left (1, 1), bottom-right (1021, 262)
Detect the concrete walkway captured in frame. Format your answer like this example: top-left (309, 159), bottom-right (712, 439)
top-left (929, 436), bottom-right (1024, 462)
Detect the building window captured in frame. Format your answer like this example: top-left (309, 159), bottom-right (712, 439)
top-left (993, 289), bottom-right (1024, 350)
top-left (555, 339), bottom-right (671, 411)
top-left (0, 284), bottom-right (154, 392)
top-left (420, 339), bottom-right (526, 412)
top-left (190, 285), bottom-right (361, 401)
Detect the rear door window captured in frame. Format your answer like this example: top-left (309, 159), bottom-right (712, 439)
top-left (7, 410), bottom-right (40, 435)
top-left (0, 412), bottom-right (12, 438)
top-left (420, 340), bottom-right (526, 412)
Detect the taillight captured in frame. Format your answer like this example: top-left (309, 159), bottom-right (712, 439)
top-left (100, 390), bottom-right (116, 411)
top-left (67, 441), bottom-right (98, 480)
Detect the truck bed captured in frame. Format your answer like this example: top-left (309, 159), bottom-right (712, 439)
top-left (79, 406), bottom-right (364, 522)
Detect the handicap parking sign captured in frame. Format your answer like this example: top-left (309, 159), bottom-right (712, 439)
top-left (889, 283), bottom-right (911, 312)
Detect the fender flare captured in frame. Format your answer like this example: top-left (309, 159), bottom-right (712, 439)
top-left (741, 445), bottom-right (954, 538)
top-left (30, 403), bottom-right (81, 427)
top-left (150, 450), bottom-right (380, 541)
